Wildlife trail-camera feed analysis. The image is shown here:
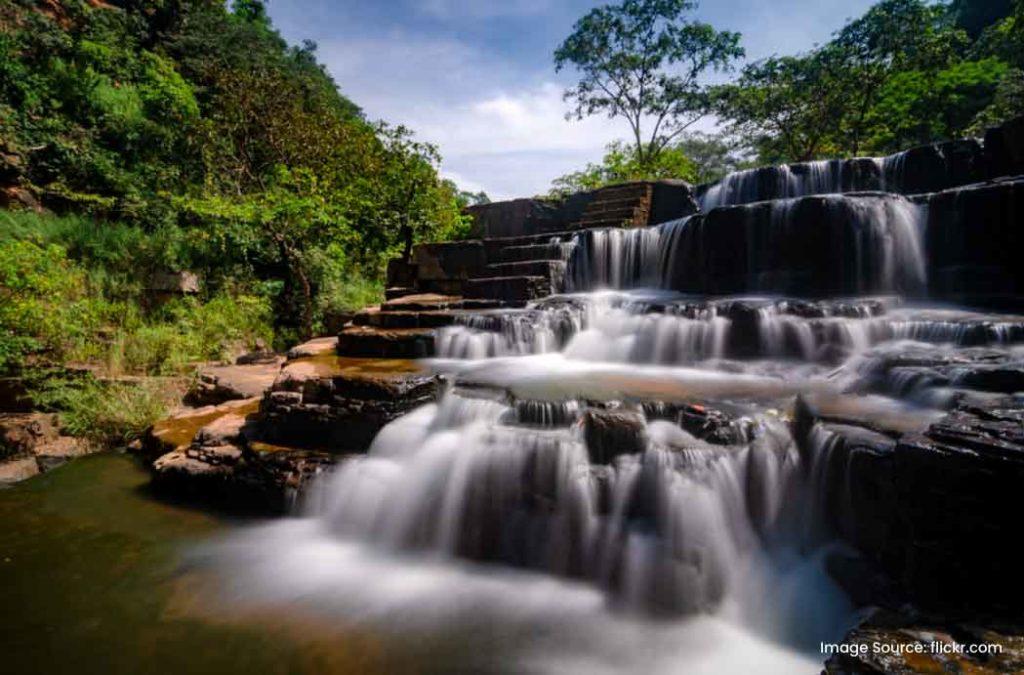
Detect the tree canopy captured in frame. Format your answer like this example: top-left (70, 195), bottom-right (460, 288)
top-left (554, 0), bottom-right (743, 170)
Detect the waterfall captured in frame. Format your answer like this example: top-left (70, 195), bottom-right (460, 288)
top-left (564, 225), bottom-right (664, 290)
top-left (308, 389), bottom-right (806, 616)
top-left (698, 154), bottom-right (917, 210)
top-left (436, 293), bottom-right (1021, 365)
top-left (564, 195), bottom-right (925, 297)
top-left (699, 160), bottom-right (852, 211)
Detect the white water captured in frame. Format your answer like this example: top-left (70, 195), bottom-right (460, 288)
top-left (698, 153), bottom-right (913, 210)
top-left (565, 194), bottom-right (927, 298)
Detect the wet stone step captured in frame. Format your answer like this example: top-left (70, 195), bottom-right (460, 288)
top-left (483, 231), bottom-right (576, 259)
top-left (476, 260), bottom-right (566, 285)
top-left (354, 309), bottom-right (463, 329)
top-left (583, 196), bottom-right (649, 212)
top-left (337, 325), bottom-right (435, 358)
top-left (592, 184), bottom-right (651, 200)
top-left (463, 275), bottom-right (551, 306)
top-left (492, 243), bottom-right (567, 264)
top-left (571, 216), bottom-right (643, 229)
top-left (579, 205), bottom-right (642, 222)
top-left (380, 293), bottom-right (504, 312)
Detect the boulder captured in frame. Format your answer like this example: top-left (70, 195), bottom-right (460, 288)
top-left (151, 411), bottom-right (336, 514)
top-left (582, 408), bottom-right (647, 464)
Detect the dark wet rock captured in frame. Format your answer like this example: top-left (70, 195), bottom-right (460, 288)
top-left (643, 401), bottom-right (752, 445)
top-left (185, 359), bottom-right (284, 406)
top-left (924, 177), bottom-right (1024, 310)
top-left (412, 240), bottom-right (487, 281)
top-left (984, 114), bottom-right (1024, 179)
top-left (824, 548), bottom-right (904, 610)
top-left (259, 360), bottom-right (441, 452)
top-left (466, 198), bottom-right (567, 238)
top-left (583, 408), bottom-right (647, 464)
top-left (151, 411), bottom-right (337, 514)
top-left (649, 180), bottom-right (700, 224)
top-left (797, 394), bottom-right (1024, 615)
top-left (825, 607), bottom-right (1024, 674)
top-left (336, 325), bottom-right (435, 358)
top-left (386, 257), bottom-right (417, 287)
top-left (463, 275), bottom-right (550, 306)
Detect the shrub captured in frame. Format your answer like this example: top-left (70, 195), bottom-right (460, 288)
top-left (35, 376), bottom-right (180, 447)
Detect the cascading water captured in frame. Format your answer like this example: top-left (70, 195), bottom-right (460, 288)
top-left (697, 152), bottom-right (918, 210)
top-left (191, 162), bottom-right (1024, 673)
top-left (563, 194), bottom-right (927, 298)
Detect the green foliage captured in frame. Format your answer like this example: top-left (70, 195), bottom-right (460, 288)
top-left (0, 211), bottom-right (274, 376)
top-left (554, 0), bottom-right (743, 170)
top-left (713, 0), bottom-right (1017, 165)
top-left (866, 58), bottom-right (1008, 151)
top-left (34, 376), bottom-right (178, 446)
top-left (0, 0), bottom-right (468, 336)
top-left (550, 140), bottom-right (697, 195)
top-left (0, 237), bottom-right (98, 370)
top-left (674, 132), bottom-right (752, 184)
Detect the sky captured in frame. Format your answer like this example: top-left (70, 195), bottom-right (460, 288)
top-left (267, 0), bottom-right (879, 200)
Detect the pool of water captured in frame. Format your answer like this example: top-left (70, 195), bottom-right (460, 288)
top-left (0, 454), bottom-right (407, 675)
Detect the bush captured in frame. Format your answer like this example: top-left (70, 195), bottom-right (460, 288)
top-left (35, 376), bottom-right (180, 447)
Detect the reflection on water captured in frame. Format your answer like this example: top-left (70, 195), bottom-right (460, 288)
top-left (0, 454), bottom-right (402, 675)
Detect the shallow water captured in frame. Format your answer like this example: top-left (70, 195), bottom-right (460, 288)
top-left (0, 454), bottom-right (406, 675)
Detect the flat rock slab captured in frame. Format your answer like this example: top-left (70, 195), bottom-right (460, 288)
top-left (0, 457), bottom-right (40, 485)
top-left (286, 336), bottom-right (338, 360)
top-left (185, 358), bottom-right (284, 406)
top-left (337, 325), bottom-right (435, 358)
top-left (139, 397), bottom-right (261, 462)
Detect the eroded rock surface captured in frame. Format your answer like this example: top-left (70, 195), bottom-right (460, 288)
top-left (185, 358), bottom-right (284, 406)
top-left (259, 357), bottom-right (441, 452)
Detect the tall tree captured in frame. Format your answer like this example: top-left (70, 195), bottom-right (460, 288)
top-left (829, 0), bottom-right (965, 155)
top-left (554, 0), bottom-right (742, 169)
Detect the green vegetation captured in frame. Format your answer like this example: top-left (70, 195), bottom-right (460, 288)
top-left (553, 0), bottom-right (1024, 187)
top-left (554, 0), bottom-right (743, 172)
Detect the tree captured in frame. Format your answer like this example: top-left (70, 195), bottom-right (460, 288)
top-left (713, 50), bottom-right (848, 163)
top-left (829, 0), bottom-right (966, 155)
top-left (674, 132), bottom-right (750, 184)
top-left (554, 0), bottom-right (742, 170)
top-left (549, 139), bottom-right (696, 196)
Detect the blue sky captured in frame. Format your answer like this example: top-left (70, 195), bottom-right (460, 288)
top-left (267, 0), bottom-right (878, 199)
